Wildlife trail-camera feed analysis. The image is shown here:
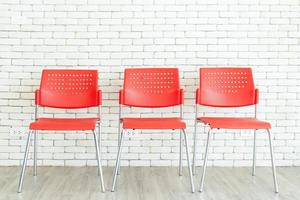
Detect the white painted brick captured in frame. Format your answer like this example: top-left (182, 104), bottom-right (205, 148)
top-left (0, 0), bottom-right (299, 167)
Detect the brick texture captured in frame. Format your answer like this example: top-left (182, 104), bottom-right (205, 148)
top-left (0, 0), bottom-right (300, 167)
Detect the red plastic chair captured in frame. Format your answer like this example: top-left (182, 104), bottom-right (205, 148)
top-left (111, 68), bottom-right (195, 193)
top-left (17, 69), bottom-right (105, 193)
top-left (193, 68), bottom-right (278, 193)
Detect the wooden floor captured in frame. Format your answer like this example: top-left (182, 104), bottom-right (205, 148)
top-left (0, 166), bottom-right (299, 200)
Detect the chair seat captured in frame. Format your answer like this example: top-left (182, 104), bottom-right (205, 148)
top-left (122, 117), bottom-right (186, 130)
top-left (197, 117), bottom-right (271, 130)
top-left (29, 118), bottom-right (98, 131)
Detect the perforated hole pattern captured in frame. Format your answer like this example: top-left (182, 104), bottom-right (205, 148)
top-left (203, 70), bottom-right (254, 94)
top-left (125, 69), bottom-right (179, 94)
top-left (42, 71), bottom-right (97, 95)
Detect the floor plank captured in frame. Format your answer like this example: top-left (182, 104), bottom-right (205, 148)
top-left (0, 167), bottom-right (299, 200)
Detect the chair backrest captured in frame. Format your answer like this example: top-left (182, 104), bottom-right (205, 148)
top-left (37, 69), bottom-right (100, 108)
top-left (121, 68), bottom-right (183, 108)
top-left (198, 68), bottom-right (257, 107)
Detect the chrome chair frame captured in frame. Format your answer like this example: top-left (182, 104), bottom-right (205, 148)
top-left (193, 104), bottom-right (279, 193)
top-left (18, 105), bottom-right (105, 193)
top-left (112, 104), bottom-right (195, 193)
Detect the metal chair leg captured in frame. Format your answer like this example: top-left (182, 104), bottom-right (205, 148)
top-left (33, 130), bottom-right (37, 176)
top-left (18, 131), bottom-right (32, 193)
top-left (97, 122), bottom-right (101, 176)
top-left (179, 130), bottom-right (183, 176)
top-left (112, 130), bottom-right (125, 192)
top-left (92, 130), bottom-right (105, 192)
top-left (117, 113), bottom-right (122, 175)
top-left (200, 128), bottom-right (212, 192)
top-left (267, 129), bottom-right (279, 193)
top-left (98, 122), bottom-right (101, 158)
top-left (182, 130), bottom-right (195, 193)
top-left (252, 130), bottom-right (256, 176)
top-left (192, 119), bottom-right (198, 175)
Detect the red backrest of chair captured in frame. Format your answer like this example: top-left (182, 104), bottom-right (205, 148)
top-left (121, 68), bottom-right (183, 108)
top-left (198, 68), bottom-right (256, 107)
top-left (37, 69), bottom-right (100, 108)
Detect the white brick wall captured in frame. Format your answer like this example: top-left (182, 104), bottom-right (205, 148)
top-left (0, 0), bottom-right (300, 167)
